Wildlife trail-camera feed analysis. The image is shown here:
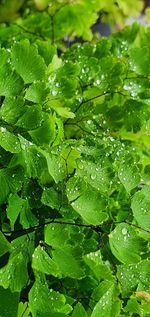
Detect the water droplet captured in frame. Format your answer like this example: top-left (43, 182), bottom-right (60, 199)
top-left (96, 79), bottom-right (100, 85)
top-left (91, 174), bottom-right (96, 180)
top-left (122, 228), bottom-right (128, 235)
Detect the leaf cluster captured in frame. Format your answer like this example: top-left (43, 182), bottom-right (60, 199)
top-left (0, 5), bottom-right (150, 317)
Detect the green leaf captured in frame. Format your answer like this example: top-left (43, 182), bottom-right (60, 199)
top-left (6, 193), bottom-right (23, 229)
top-left (11, 39), bottom-right (46, 83)
top-left (41, 187), bottom-right (61, 210)
top-left (6, 193), bottom-right (37, 229)
top-left (117, 260), bottom-right (150, 296)
top-left (66, 177), bottom-right (108, 225)
top-left (16, 104), bottom-right (43, 130)
top-left (19, 198), bottom-right (38, 229)
top-left (0, 169), bottom-right (11, 205)
top-left (45, 224), bottom-right (85, 279)
top-left (46, 98), bottom-right (75, 119)
top-left (17, 302), bottom-right (31, 317)
top-left (71, 302), bottom-right (87, 317)
top-left (0, 127), bottom-right (21, 153)
top-left (0, 96), bottom-right (25, 124)
top-left (91, 281), bottom-right (121, 317)
top-left (51, 246), bottom-right (84, 279)
top-left (32, 246), bottom-right (60, 277)
top-left (25, 81), bottom-right (48, 103)
top-left (43, 151), bottom-right (66, 183)
top-left (36, 40), bottom-right (56, 66)
top-left (129, 47), bottom-right (150, 75)
top-left (45, 223), bottom-right (71, 249)
top-left (0, 287), bottom-right (19, 317)
top-left (91, 283), bottom-right (114, 317)
top-left (131, 186), bottom-right (150, 231)
top-left (29, 113), bottom-right (56, 145)
top-left (124, 298), bottom-right (141, 315)
top-left (0, 251), bottom-right (28, 292)
top-left (0, 167), bottom-right (24, 205)
top-left (29, 280), bottom-right (72, 316)
top-left (0, 231), bottom-right (11, 257)
top-left (0, 48), bottom-right (23, 96)
top-left (83, 250), bottom-right (113, 281)
top-left (47, 54), bottom-right (62, 73)
top-left (109, 223), bottom-right (147, 264)
top-left (10, 136), bottom-right (47, 179)
top-left (76, 158), bottom-right (111, 193)
top-left (118, 156), bottom-right (140, 192)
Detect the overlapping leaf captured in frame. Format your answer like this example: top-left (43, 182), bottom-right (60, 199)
top-left (109, 223), bottom-right (148, 264)
top-left (11, 39), bottom-right (46, 83)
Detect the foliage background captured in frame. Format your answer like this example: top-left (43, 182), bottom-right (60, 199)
top-left (0, 0), bottom-right (150, 316)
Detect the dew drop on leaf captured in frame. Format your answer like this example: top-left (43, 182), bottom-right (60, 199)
top-left (122, 228), bottom-right (128, 235)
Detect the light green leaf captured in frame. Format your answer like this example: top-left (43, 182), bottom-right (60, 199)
top-left (0, 287), bottom-right (19, 317)
top-left (36, 40), bottom-right (56, 66)
top-left (76, 159), bottom-right (111, 193)
top-left (53, 106), bottom-right (75, 119)
top-left (10, 136), bottom-right (48, 179)
top-left (118, 157), bottom-right (140, 192)
top-left (47, 54), bottom-right (62, 73)
top-left (52, 246), bottom-right (84, 279)
top-left (11, 39), bottom-right (46, 83)
top-left (45, 223), bottom-right (71, 249)
top-left (131, 186), bottom-right (150, 231)
top-left (83, 250), bottom-right (113, 281)
top-left (0, 127), bottom-right (21, 153)
top-left (91, 281), bottom-right (121, 317)
top-left (0, 231), bottom-right (11, 257)
top-left (117, 260), bottom-right (150, 296)
top-left (109, 223), bottom-right (147, 264)
top-left (17, 302), bottom-right (31, 317)
top-left (19, 198), bottom-right (38, 229)
top-left (0, 48), bottom-right (23, 96)
top-left (45, 223), bottom-right (84, 271)
top-left (66, 177), bottom-right (108, 225)
top-left (46, 99), bottom-right (75, 119)
top-left (91, 283), bottom-right (114, 317)
top-left (6, 193), bottom-right (37, 230)
top-left (0, 167), bottom-right (24, 205)
top-left (6, 193), bottom-right (22, 230)
top-left (29, 280), bottom-right (72, 316)
top-left (42, 151), bottom-right (66, 183)
top-left (41, 187), bottom-right (61, 210)
top-left (29, 113), bottom-right (56, 145)
top-left (129, 47), bottom-right (150, 75)
top-left (25, 81), bottom-right (48, 103)
top-left (71, 302), bottom-right (87, 317)
top-left (124, 298), bottom-right (141, 315)
top-left (32, 246), bottom-right (60, 277)
top-left (0, 96), bottom-right (25, 124)
top-left (0, 251), bottom-right (28, 292)
top-left (16, 104), bottom-right (43, 130)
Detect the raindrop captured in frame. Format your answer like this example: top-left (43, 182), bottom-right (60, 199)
top-left (96, 79), bottom-right (100, 85)
top-left (91, 174), bottom-right (96, 180)
top-left (52, 90), bottom-right (57, 96)
top-left (122, 227), bottom-right (128, 235)
top-left (87, 120), bottom-right (92, 124)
